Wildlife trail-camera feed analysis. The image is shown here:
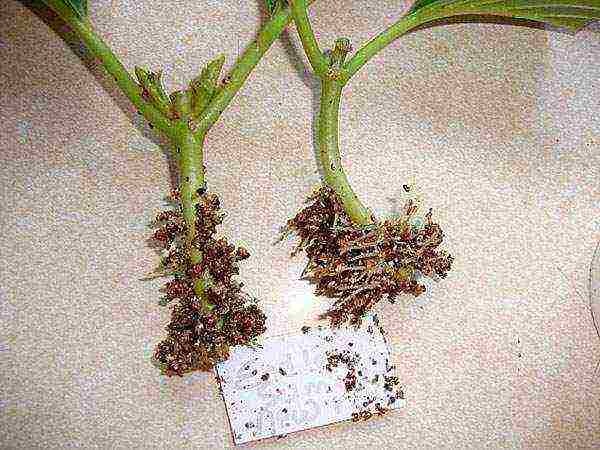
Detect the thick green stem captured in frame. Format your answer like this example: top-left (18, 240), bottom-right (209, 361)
top-left (319, 80), bottom-right (373, 225)
top-left (41, 0), bottom-right (316, 310)
top-left (289, 2), bottom-right (371, 224)
top-left (174, 127), bottom-right (209, 308)
top-left (42, 0), bottom-right (176, 140)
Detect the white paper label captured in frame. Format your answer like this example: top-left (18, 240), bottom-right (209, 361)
top-left (216, 314), bottom-right (405, 445)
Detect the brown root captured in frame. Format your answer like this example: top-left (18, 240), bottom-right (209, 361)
top-left (285, 186), bottom-right (453, 326)
top-left (152, 190), bottom-right (266, 376)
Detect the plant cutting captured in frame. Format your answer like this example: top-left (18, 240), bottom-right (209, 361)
top-left (34, 0), bottom-right (598, 376)
top-left (283, 0), bottom-right (599, 326)
top-left (38, 0), bottom-right (321, 376)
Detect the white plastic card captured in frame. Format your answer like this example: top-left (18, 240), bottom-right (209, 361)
top-left (216, 314), bottom-right (405, 445)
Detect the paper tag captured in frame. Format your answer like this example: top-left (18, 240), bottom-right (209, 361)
top-left (216, 315), bottom-right (405, 445)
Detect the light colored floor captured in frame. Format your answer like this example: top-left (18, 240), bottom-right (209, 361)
top-left (1, 1), bottom-right (599, 448)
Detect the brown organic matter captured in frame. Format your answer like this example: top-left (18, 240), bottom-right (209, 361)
top-left (326, 350), bottom-right (360, 391)
top-left (152, 190), bottom-right (266, 376)
top-left (285, 186), bottom-right (453, 326)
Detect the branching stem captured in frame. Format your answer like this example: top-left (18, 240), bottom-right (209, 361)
top-left (289, 0), bottom-right (329, 77)
top-left (194, 0), bottom-right (318, 136)
top-left (341, 7), bottom-right (435, 83)
top-left (290, 1), bottom-right (373, 225)
top-left (340, 0), bottom-right (599, 82)
top-left (42, 0), bottom-right (319, 311)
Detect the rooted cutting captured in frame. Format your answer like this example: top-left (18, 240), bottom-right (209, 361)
top-left (286, 186), bottom-right (453, 326)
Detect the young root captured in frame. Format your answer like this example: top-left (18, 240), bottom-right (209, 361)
top-left (285, 186), bottom-right (453, 326)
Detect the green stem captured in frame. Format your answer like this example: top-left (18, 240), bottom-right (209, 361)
top-left (42, 0), bottom-right (176, 140)
top-left (289, 2), bottom-right (371, 224)
top-left (340, 10), bottom-right (424, 83)
top-left (288, 0), bottom-right (329, 77)
top-left (41, 0), bottom-right (316, 311)
top-left (174, 126), bottom-right (209, 307)
top-left (319, 79), bottom-right (373, 225)
top-left (194, 0), bottom-right (318, 135)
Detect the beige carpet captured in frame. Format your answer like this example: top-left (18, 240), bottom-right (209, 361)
top-left (1, 1), bottom-right (599, 448)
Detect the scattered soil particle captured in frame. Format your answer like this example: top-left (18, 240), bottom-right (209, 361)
top-left (326, 350), bottom-right (361, 392)
top-left (382, 374), bottom-right (405, 405)
top-left (344, 369), bottom-right (357, 391)
top-left (383, 375), bottom-right (400, 392)
top-left (375, 403), bottom-right (390, 416)
top-left (352, 409), bottom-right (378, 423)
top-left (261, 373), bottom-right (270, 382)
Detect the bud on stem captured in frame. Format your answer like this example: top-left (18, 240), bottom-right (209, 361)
top-left (330, 37), bottom-right (352, 72)
top-left (134, 67), bottom-right (171, 117)
top-left (190, 54), bottom-right (226, 119)
top-left (170, 90), bottom-right (193, 120)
